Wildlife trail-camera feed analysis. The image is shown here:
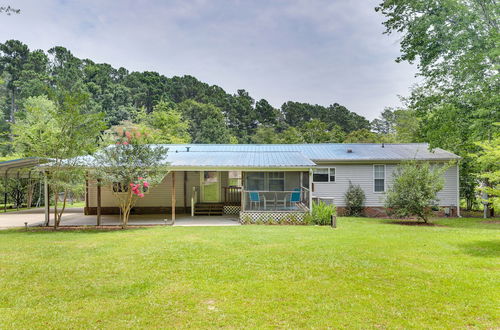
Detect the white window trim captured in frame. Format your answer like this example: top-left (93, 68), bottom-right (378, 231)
top-left (312, 167), bottom-right (336, 183)
top-left (373, 164), bottom-right (386, 193)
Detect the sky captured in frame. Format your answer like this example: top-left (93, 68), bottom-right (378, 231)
top-left (0, 0), bottom-right (418, 120)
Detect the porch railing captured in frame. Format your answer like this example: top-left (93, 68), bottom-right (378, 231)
top-left (223, 186), bottom-right (242, 205)
top-left (241, 187), bottom-right (310, 212)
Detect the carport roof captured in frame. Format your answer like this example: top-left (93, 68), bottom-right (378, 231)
top-left (0, 158), bottom-right (44, 177)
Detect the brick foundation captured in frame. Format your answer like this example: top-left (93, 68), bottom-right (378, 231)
top-left (337, 206), bottom-right (458, 218)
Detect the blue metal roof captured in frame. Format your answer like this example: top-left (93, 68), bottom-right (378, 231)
top-left (166, 151), bottom-right (315, 167)
top-left (159, 143), bottom-right (459, 164)
top-left (70, 143), bottom-right (459, 169)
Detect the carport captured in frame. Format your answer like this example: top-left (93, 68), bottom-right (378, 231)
top-left (0, 158), bottom-right (49, 225)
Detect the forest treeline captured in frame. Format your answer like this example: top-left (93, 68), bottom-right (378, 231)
top-left (0, 39), bottom-right (418, 149)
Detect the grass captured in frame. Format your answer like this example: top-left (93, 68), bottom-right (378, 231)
top-left (0, 200), bottom-right (85, 213)
top-left (0, 217), bottom-right (498, 328)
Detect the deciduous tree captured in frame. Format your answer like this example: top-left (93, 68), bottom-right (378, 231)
top-left (11, 94), bottom-right (105, 228)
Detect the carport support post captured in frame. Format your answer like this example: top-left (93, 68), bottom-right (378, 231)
top-left (44, 171), bottom-right (49, 226)
top-left (171, 172), bottom-right (176, 223)
top-left (3, 172), bottom-right (7, 212)
top-left (97, 179), bottom-right (102, 226)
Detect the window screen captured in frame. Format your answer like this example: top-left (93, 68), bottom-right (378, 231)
top-left (246, 172), bottom-right (265, 191)
top-left (268, 172), bottom-right (285, 191)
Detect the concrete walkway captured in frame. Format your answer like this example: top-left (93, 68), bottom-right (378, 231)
top-left (0, 207), bottom-right (240, 228)
top-left (0, 207), bottom-right (82, 229)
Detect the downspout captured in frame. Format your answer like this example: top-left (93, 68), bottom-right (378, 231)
top-left (308, 168), bottom-right (313, 214)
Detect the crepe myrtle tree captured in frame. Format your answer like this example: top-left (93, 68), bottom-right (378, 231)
top-left (93, 126), bottom-right (169, 228)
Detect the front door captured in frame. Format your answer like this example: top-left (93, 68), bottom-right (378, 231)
top-left (200, 171), bottom-right (220, 202)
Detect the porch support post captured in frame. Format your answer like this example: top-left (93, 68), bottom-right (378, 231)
top-left (183, 171), bottom-right (187, 214)
top-left (84, 172), bottom-right (89, 215)
top-left (171, 171), bottom-right (176, 223)
top-left (308, 168), bottom-right (313, 214)
top-left (97, 178), bottom-right (102, 226)
top-left (44, 171), bottom-right (49, 226)
top-left (191, 186), bottom-right (195, 217)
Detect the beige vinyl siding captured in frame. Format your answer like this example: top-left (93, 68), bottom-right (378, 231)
top-left (88, 171), bottom-right (200, 208)
top-left (312, 163), bottom-right (458, 207)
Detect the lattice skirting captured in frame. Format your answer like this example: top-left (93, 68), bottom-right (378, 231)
top-left (239, 211), bottom-right (307, 225)
top-left (224, 205), bottom-right (241, 215)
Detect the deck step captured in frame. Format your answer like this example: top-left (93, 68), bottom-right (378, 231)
top-left (194, 203), bottom-right (225, 216)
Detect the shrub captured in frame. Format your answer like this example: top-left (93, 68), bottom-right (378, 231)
top-left (385, 160), bottom-right (447, 222)
top-left (304, 201), bottom-right (336, 225)
top-left (344, 182), bottom-right (366, 216)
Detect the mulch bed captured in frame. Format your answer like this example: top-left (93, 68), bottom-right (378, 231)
top-left (481, 220), bottom-right (500, 224)
top-left (383, 219), bottom-right (447, 227)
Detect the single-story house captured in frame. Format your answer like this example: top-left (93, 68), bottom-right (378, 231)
top-left (84, 143), bottom-right (460, 223)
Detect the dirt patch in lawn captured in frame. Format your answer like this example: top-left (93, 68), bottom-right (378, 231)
top-left (481, 220), bottom-right (500, 224)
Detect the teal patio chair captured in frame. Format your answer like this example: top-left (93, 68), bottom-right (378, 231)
top-left (249, 191), bottom-right (261, 210)
top-left (288, 188), bottom-right (301, 209)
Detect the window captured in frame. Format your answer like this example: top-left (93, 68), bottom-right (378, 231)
top-left (329, 168), bottom-right (336, 182)
top-left (245, 172), bottom-right (285, 191)
top-left (112, 182), bottom-right (149, 193)
top-left (374, 165), bottom-right (385, 192)
top-left (313, 168), bottom-right (336, 183)
top-left (112, 182), bottom-right (127, 193)
top-left (228, 171), bottom-right (242, 187)
top-left (268, 172), bottom-right (285, 191)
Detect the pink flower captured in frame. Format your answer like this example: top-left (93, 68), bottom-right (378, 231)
top-left (125, 131), bottom-right (132, 139)
top-left (138, 193), bottom-right (144, 198)
top-left (123, 141), bottom-right (129, 145)
top-left (143, 181), bottom-right (149, 188)
top-left (138, 177), bottom-right (143, 180)
top-left (136, 131), bottom-right (142, 138)
top-left (116, 142), bottom-right (121, 145)
top-left (129, 183), bottom-right (135, 188)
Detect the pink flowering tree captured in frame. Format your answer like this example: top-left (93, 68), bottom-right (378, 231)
top-left (94, 125), bottom-right (169, 228)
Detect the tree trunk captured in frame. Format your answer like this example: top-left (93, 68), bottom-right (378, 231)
top-left (10, 89), bottom-right (15, 124)
top-left (26, 179), bottom-right (34, 208)
top-left (53, 189), bottom-right (58, 229)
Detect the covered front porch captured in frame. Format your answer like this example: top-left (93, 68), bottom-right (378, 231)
top-left (86, 168), bottom-right (313, 224)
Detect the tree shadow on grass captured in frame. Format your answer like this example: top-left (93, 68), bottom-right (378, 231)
top-left (458, 240), bottom-right (500, 258)
top-left (0, 225), bottom-right (157, 236)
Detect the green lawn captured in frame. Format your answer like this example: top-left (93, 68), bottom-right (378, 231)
top-left (0, 217), bottom-right (498, 328)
